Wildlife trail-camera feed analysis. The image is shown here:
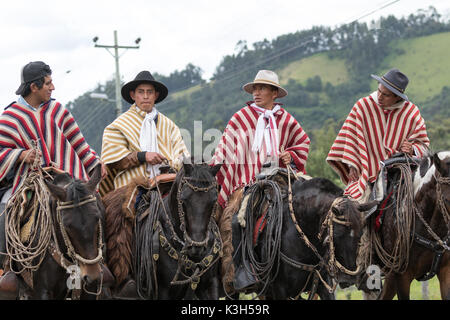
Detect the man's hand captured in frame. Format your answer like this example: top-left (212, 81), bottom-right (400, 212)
top-left (348, 166), bottom-right (359, 182)
top-left (400, 140), bottom-right (414, 155)
top-left (145, 152), bottom-right (167, 165)
top-left (18, 149), bottom-right (41, 164)
top-left (280, 151), bottom-right (292, 166)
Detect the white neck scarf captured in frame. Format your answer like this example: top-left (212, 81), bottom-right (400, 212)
top-left (250, 103), bottom-right (280, 157)
top-left (139, 107), bottom-right (160, 177)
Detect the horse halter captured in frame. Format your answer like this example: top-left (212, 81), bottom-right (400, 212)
top-left (176, 176), bottom-right (218, 248)
top-left (319, 197), bottom-right (361, 277)
top-left (56, 194), bottom-right (104, 265)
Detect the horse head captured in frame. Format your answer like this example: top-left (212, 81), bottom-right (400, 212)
top-left (413, 150), bottom-right (450, 246)
top-left (176, 162), bottom-right (221, 260)
top-left (45, 164), bottom-right (103, 286)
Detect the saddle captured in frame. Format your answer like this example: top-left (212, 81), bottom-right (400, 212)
top-left (123, 173), bottom-right (176, 219)
top-left (369, 155), bottom-right (421, 232)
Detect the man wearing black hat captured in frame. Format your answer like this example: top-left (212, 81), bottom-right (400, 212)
top-left (99, 70), bottom-right (189, 196)
top-left (327, 68), bottom-right (430, 202)
top-left (0, 61), bottom-right (106, 298)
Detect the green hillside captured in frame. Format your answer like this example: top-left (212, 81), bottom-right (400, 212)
top-left (71, 9), bottom-right (450, 180)
top-left (278, 52), bottom-right (349, 86)
top-left (376, 31), bottom-right (450, 102)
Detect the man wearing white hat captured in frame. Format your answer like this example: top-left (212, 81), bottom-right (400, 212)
top-left (212, 70), bottom-right (310, 209)
top-left (211, 69), bottom-right (310, 291)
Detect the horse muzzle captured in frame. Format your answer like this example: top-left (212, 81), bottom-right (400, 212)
top-left (79, 262), bottom-right (102, 285)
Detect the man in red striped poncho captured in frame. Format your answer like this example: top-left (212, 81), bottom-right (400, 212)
top-left (210, 70), bottom-right (310, 290)
top-left (0, 61), bottom-right (106, 296)
top-left (211, 70), bottom-right (310, 209)
top-left (327, 68), bottom-right (430, 202)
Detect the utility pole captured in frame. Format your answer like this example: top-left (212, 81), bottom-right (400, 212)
top-left (93, 30), bottom-right (141, 117)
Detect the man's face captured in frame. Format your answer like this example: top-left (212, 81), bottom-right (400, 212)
top-left (377, 83), bottom-right (401, 108)
top-left (33, 75), bottom-right (54, 103)
top-left (252, 84), bottom-right (278, 110)
top-left (130, 83), bottom-right (159, 112)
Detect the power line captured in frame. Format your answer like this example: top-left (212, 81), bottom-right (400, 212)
top-left (157, 0), bottom-right (402, 113)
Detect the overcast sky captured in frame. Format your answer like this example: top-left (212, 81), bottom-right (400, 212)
top-left (1, 0), bottom-right (449, 111)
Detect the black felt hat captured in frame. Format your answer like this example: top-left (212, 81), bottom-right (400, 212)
top-left (371, 68), bottom-right (409, 101)
top-left (121, 71), bottom-right (168, 104)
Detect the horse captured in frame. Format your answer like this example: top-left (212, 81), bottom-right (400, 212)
top-left (4, 164), bottom-right (107, 299)
top-left (103, 162), bottom-right (222, 299)
top-left (369, 151), bottom-right (450, 300)
top-left (227, 168), bottom-right (375, 299)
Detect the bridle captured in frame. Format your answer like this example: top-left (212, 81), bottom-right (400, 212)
top-left (177, 176), bottom-right (218, 248)
top-left (55, 194), bottom-right (103, 265)
top-left (319, 197), bottom-right (361, 277)
top-left (154, 172), bottom-right (222, 291)
top-left (52, 193), bottom-right (104, 297)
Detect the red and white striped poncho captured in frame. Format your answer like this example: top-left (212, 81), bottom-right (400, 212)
top-left (0, 100), bottom-right (100, 193)
top-left (327, 92), bottom-right (430, 201)
top-left (211, 102), bottom-right (310, 208)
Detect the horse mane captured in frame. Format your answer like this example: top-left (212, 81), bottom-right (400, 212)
top-left (294, 177), bottom-right (363, 235)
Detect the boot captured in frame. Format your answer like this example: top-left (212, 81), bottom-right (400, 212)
top-left (0, 271), bottom-right (19, 300)
top-left (113, 278), bottom-right (138, 300)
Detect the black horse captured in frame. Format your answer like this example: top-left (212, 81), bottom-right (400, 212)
top-left (230, 170), bottom-right (375, 299)
top-left (104, 162), bottom-right (222, 299)
top-left (5, 164), bottom-right (107, 299)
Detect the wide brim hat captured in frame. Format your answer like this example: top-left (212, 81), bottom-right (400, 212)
top-left (121, 70), bottom-right (168, 104)
top-left (243, 70), bottom-right (288, 98)
top-left (371, 68), bottom-right (409, 101)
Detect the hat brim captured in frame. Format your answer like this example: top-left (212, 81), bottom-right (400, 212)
top-left (371, 75), bottom-right (408, 101)
top-left (121, 80), bottom-right (168, 104)
top-left (243, 81), bottom-right (288, 98)
top-left (15, 83), bottom-right (26, 96)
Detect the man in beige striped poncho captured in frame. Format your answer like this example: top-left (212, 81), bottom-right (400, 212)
top-left (100, 71), bottom-right (189, 196)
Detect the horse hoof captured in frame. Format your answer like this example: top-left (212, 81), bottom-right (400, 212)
top-left (0, 271), bottom-right (19, 300)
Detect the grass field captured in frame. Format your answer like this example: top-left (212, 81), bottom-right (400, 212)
top-left (278, 52), bottom-right (350, 86)
top-left (335, 276), bottom-right (442, 300)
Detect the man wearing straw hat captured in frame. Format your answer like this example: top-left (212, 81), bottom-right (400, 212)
top-left (327, 68), bottom-right (430, 202)
top-left (99, 70), bottom-right (189, 196)
top-left (210, 69), bottom-right (310, 291)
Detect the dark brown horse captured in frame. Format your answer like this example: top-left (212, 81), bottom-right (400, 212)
top-left (368, 151), bottom-right (450, 300)
top-left (5, 164), bottom-right (106, 299)
top-left (103, 162), bottom-right (222, 299)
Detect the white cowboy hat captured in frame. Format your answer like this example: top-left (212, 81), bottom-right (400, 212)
top-left (242, 70), bottom-right (288, 98)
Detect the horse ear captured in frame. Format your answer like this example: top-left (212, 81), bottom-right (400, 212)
top-left (45, 180), bottom-right (67, 202)
top-left (432, 152), bottom-right (442, 174)
top-left (86, 164), bottom-right (102, 193)
top-left (209, 164), bottom-right (222, 177)
top-left (183, 162), bottom-right (194, 176)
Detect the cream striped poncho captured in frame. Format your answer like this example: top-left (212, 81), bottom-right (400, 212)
top-left (99, 105), bottom-right (189, 196)
top-left (211, 102), bottom-right (310, 208)
top-left (327, 92), bottom-right (430, 201)
top-left (0, 100), bottom-right (100, 193)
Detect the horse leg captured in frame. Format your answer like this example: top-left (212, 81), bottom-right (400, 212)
top-left (379, 273), bottom-right (397, 300)
top-left (394, 272), bottom-right (414, 300)
top-left (437, 253), bottom-right (450, 300)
